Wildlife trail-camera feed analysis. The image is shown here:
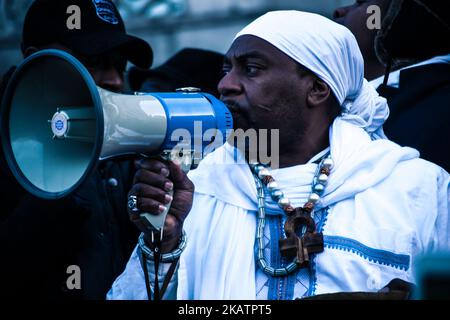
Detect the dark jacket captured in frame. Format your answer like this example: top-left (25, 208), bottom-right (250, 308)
top-left (378, 63), bottom-right (450, 172)
top-left (0, 68), bottom-right (139, 299)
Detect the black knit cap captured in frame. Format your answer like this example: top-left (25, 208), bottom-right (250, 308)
top-left (22, 0), bottom-right (153, 69)
top-left (128, 48), bottom-right (225, 97)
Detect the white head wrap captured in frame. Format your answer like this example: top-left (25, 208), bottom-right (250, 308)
top-left (235, 10), bottom-right (389, 139)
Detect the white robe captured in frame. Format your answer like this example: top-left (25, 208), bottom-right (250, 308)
top-left (107, 118), bottom-right (450, 299)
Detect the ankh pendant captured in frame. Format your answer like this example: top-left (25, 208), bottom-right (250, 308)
top-left (279, 207), bottom-right (324, 267)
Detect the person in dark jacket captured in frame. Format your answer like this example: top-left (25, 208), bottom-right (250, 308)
top-left (0, 0), bottom-right (152, 299)
top-left (333, 0), bottom-right (450, 172)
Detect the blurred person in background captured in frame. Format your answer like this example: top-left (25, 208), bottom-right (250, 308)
top-left (334, 0), bottom-right (450, 171)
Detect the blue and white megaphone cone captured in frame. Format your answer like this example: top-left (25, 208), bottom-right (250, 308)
top-left (0, 49), bottom-right (233, 232)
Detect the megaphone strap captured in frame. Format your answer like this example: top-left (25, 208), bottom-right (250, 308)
top-left (139, 230), bottom-right (187, 300)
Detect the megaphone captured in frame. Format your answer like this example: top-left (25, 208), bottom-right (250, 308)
top-left (1, 49), bottom-right (232, 230)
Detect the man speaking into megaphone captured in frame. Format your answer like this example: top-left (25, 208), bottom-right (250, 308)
top-left (0, 0), bottom-right (153, 299)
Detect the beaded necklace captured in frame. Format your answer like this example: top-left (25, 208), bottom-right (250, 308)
top-left (249, 152), bottom-right (333, 277)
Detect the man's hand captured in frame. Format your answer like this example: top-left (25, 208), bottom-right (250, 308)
top-left (128, 158), bottom-right (194, 253)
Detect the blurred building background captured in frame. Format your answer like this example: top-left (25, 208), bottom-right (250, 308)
top-left (0, 0), bottom-right (353, 77)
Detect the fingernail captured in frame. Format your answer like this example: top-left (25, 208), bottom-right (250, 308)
top-left (164, 181), bottom-right (173, 191)
top-left (165, 194), bottom-right (173, 204)
top-left (161, 168), bottom-right (169, 177)
top-left (158, 205), bottom-right (166, 213)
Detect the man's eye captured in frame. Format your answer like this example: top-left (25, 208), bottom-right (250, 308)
top-left (245, 65), bottom-right (259, 75)
top-left (222, 67), bottom-right (231, 76)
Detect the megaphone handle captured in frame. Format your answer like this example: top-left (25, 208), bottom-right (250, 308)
top-left (139, 189), bottom-right (174, 238)
top-left (139, 150), bottom-right (193, 237)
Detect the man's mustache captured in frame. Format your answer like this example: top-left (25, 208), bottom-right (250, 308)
top-left (223, 100), bottom-right (271, 113)
top-left (222, 100), bottom-right (243, 114)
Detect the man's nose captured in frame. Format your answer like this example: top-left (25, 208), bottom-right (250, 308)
top-left (92, 66), bottom-right (124, 93)
top-left (217, 71), bottom-right (242, 98)
top-left (333, 6), bottom-right (350, 20)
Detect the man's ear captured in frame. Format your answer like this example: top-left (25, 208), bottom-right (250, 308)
top-left (307, 77), bottom-right (331, 108)
top-left (22, 46), bottom-right (39, 58)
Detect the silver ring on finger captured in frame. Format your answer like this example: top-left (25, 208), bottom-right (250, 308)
top-left (127, 195), bottom-right (140, 213)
